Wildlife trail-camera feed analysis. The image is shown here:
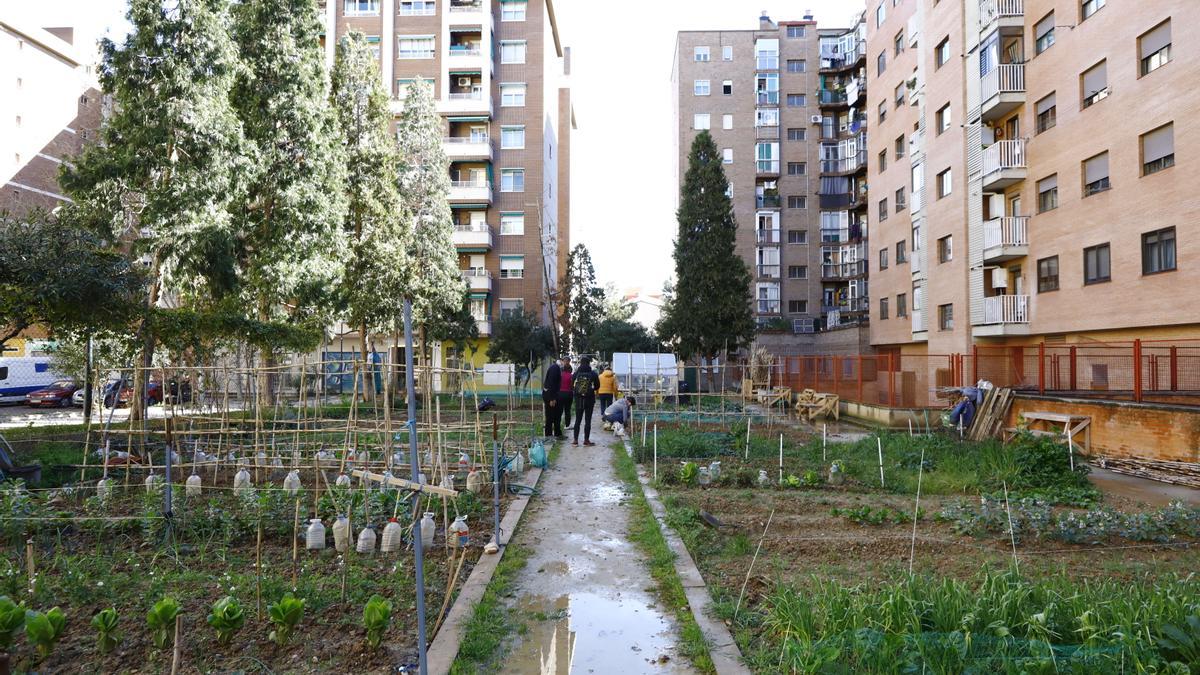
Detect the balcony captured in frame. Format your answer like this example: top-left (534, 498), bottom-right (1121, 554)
top-left (981, 217), bottom-right (1029, 262)
top-left (474, 319), bottom-right (492, 337)
top-left (755, 55), bottom-right (779, 71)
top-left (756, 264), bottom-right (781, 279)
top-left (756, 160), bottom-right (781, 176)
top-left (979, 0), bottom-right (1024, 35)
top-left (756, 229), bottom-right (781, 244)
top-left (437, 91), bottom-right (492, 116)
top-left (448, 0), bottom-right (487, 24)
top-left (980, 63), bottom-right (1025, 122)
top-left (462, 270), bottom-right (493, 293)
top-left (981, 139), bottom-right (1026, 192)
top-left (449, 179), bottom-right (492, 203)
top-left (755, 125), bottom-right (780, 140)
top-left (820, 151), bottom-right (866, 175)
top-left (443, 135), bottom-right (492, 160)
top-left (755, 194), bottom-right (781, 209)
top-left (756, 300), bottom-right (781, 315)
top-left (756, 91), bottom-right (780, 106)
top-left (911, 308), bottom-right (926, 336)
top-left (821, 259), bottom-right (867, 280)
top-left (976, 294), bottom-right (1030, 337)
top-left (818, 89), bottom-right (848, 107)
top-left (819, 42), bottom-right (864, 72)
top-left (452, 222), bottom-right (494, 251)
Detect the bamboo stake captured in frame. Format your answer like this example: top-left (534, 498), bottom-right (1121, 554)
top-left (1003, 481), bottom-right (1019, 574)
top-left (255, 519), bottom-right (263, 620)
top-left (25, 538), bottom-right (35, 596)
top-left (735, 508), bottom-right (775, 618)
top-left (908, 445), bottom-right (925, 575)
top-left (432, 547), bottom-right (469, 636)
top-left (778, 433), bottom-right (783, 486)
top-left (292, 498), bottom-right (301, 588)
top-left (822, 423), bottom-right (827, 462)
top-left (877, 437), bottom-right (885, 488)
top-left (169, 614), bottom-right (182, 675)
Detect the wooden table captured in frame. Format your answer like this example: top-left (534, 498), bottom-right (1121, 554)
top-left (1012, 411), bottom-right (1091, 454)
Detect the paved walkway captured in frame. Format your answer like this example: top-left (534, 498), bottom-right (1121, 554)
top-left (498, 413), bottom-right (696, 674)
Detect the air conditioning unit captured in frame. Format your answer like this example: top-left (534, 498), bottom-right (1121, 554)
top-left (457, 76), bottom-right (472, 87)
top-left (839, 123), bottom-right (849, 132)
top-left (810, 114), bottom-right (822, 124)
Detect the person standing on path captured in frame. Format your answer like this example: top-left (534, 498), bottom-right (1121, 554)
top-left (571, 357), bottom-right (600, 446)
top-left (542, 357), bottom-right (564, 438)
top-left (597, 363), bottom-right (617, 413)
top-left (559, 362), bottom-right (574, 432)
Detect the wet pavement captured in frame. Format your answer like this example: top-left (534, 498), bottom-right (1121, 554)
top-left (498, 416), bottom-right (696, 674)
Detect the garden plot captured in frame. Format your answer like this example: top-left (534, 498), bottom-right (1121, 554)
top-left (635, 422), bottom-right (1200, 673)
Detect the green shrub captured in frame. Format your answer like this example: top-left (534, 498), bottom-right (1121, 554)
top-left (268, 593), bottom-right (305, 646)
top-left (362, 595), bottom-right (392, 649)
top-left (146, 597), bottom-right (181, 649)
top-left (206, 596), bottom-right (245, 645)
top-left (24, 607), bottom-right (66, 661)
top-left (91, 607), bottom-right (121, 655)
top-left (0, 596), bottom-right (26, 652)
top-left (679, 462), bottom-right (699, 485)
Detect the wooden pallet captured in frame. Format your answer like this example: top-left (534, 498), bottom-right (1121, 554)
top-left (967, 387), bottom-right (1012, 441)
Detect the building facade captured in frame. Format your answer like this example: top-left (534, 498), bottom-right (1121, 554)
top-left (320, 0), bottom-right (572, 368)
top-left (867, 0), bottom-right (1198, 363)
top-left (674, 12), bottom-right (870, 356)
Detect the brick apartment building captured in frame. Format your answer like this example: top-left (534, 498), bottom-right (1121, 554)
top-left (320, 0), bottom-right (572, 374)
top-left (867, 0), bottom-right (1199, 360)
top-left (673, 12), bottom-right (870, 356)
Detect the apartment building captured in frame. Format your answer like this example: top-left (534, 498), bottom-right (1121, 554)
top-left (320, 0), bottom-right (572, 369)
top-left (867, 0), bottom-right (1198, 361)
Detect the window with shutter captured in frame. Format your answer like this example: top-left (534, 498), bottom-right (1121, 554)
top-left (1035, 12), bottom-right (1055, 54)
top-left (1081, 61), bottom-right (1108, 108)
top-left (1141, 123), bottom-right (1174, 175)
top-left (1139, 20), bottom-right (1171, 76)
top-left (1083, 152), bottom-right (1110, 196)
top-left (1035, 93), bottom-right (1056, 133)
top-left (1037, 175), bottom-right (1058, 213)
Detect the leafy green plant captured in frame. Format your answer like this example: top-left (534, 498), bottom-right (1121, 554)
top-left (206, 596), bottom-right (245, 645)
top-left (267, 593), bottom-right (305, 646)
top-left (362, 595), bottom-right (392, 649)
top-left (24, 607), bottom-right (66, 661)
top-left (91, 607), bottom-right (121, 655)
top-left (1157, 615), bottom-right (1200, 665)
top-left (679, 462), bottom-right (699, 485)
top-left (0, 596), bottom-right (26, 652)
top-left (146, 597), bottom-right (181, 649)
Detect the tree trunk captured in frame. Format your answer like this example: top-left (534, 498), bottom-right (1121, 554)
top-left (359, 321), bottom-right (370, 403)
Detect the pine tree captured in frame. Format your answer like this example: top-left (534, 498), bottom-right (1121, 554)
top-left (560, 244), bottom-right (605, 355)
top-left (329, 32), bottom-right (411, 365)
top-left (229, 0), bottom-right (348, 327)
top-left (657, 130), bottom-right (754, 366)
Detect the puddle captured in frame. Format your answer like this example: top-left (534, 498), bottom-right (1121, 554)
top-left (584, 483), bottom-right (627, 505)
top-left (502, 592), bottom-right (688, 674)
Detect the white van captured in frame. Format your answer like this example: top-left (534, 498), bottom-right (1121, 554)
top-left (0, 357), bottom-right (63, 404)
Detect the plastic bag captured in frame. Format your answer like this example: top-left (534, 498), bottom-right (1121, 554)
top-left (529, 440), bottom-right (548, 468)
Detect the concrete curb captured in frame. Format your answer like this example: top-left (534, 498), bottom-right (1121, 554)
top-left (620, 438), bottom-right (751, 675)
top-left (426, 466), bottom-right (544, 675)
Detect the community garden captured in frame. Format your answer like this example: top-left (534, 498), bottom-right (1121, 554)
top-left (632, 418), bottom-right (1200, 673)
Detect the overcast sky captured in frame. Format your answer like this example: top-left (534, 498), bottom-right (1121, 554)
top-left (40, 0), bottom-right (862, 302)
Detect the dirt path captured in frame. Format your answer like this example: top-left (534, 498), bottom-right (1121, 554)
top-left (498, 415), bottom-right (697, 674)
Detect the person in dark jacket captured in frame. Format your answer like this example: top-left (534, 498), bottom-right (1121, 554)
top-left (571, 357), bottom-right (601, 446)
top-left (542, 357), bottom-right (564, 438)
top-left (559, 363), bottom-right (574, 431)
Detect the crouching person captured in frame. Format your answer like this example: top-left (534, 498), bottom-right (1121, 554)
top-left (601, 396), bottom-right (636, 436)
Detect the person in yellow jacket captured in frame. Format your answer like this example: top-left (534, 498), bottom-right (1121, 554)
top-left (597, 364), bottom-right (617, 415)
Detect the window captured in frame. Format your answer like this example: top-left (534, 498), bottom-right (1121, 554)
top-left (1035, 12), bottom-right (1055, 54)
top-left (723, 46), bottom-right (734, 61)
top-left (897, 293), bottom-right (908, 317)
top-left (500, 168), bottom-right (525, 192)
top-left (397, 36), bottom-right (435, 59)
top-left (500, 213), bottom-right (525, 235)
top-left (878, 100), bottom-right (887, 123)
top-left (878, 199), bottom-right (889, 221)
top-left (344, 0), bottom-right (380, 15)
top-left (1139, 20), bottom-right (1171, 76)
top-left (1082, 152), bottom-right (1110, 196)
top-left (499, 256), bottom-right (525, 279)
top-left (935, 37), bottom-right (950, 68)
top-left (693, 114), bottom-right (711, 130)
top-left (1142, 227), bottom-right (1176, 274)
top-left (787, 196), bottom-right (807, 209)
top-left (877, 51), bottom-right (887, 76)
top-left (895, 187), bottom-right (906, 211)
top-left (499, 299), bottom-right (524, 319)
top-left (722, 148), bottom-right (734, 164)
top-left (501, 0), bottom-right (527, 21)
top-left (894, 83), bottom-right (905, 107)
top-left (722, 80), bottom-right (733, 95)
top-left (1081, 0), bottom-right (1105, 21)
top-left (399, 1), bottom-right (435, 16)
top-left (787, 59), bottom-right (806, 73)
top-left (876, 2), bottom-right (886, 28)
top-left (788, 300), bottom-right (809, 314)
top-left (938, 304), bottom-right (954, 330)
top-left (694, 46), bottom-right (710, 62)
top-left (1084, 243), bottom-right (1111, 284)
top-left (787, 25), bottom-right (805, 38)
top-left (937, 168), bottom-right (952, 198)
top-left (788, 230), bottom-right (808, 244)
top-left (500, 83), bottom-right (527, 107)
top-left (787, 265), bottom-right (808, 279)
top-left (1141, 123), bottom-right (1174, 175)
top-left (936, 103), bottom-right (951, 134)
top-left (896, 240), bottom-right (907, 263)
top-left (693, 80), bottom-right (710, 96)
top-left (880, 248), bottom-right (889, 270)
top-left (787, 127), bottom-right (806, 141)
top-left (787, 162), bottom-right (806, 175)
top-left (1035, 93), bottom-right (1056, 133)
top-left (880, 297), bottom-right (889, 319)
top-left (500, 40), bottom-right (527, 64)
top-left (1081, 60), bottom-right (1108, 108)
top-left (937, 235), bottom-right (953, 263)
top-left (894, 30), bottom-right (905, 56)
top-left (501, 126), bottom-right (525, 149)
top-left (722, 114), bottom-right (733, 130)
top-left (1037, 175), bottom-right (1058, 212)
top-left (786, 94), bottom-right (806, 107)
top-left (879, 150), bottom-right (887, 171)
top-left (1037, 256), bottom-right (1059, 292)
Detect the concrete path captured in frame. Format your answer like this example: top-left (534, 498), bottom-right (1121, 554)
top-left (498, 415), bottom-right (696, 674)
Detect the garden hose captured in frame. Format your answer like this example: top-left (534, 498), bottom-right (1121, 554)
top-left (505, 483), bottom-right (539, 496)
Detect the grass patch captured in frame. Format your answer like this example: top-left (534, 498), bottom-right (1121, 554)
top-left (612, 442), bottom-right (717, 674)
top-left (448, 542), bottom-right (531, 674)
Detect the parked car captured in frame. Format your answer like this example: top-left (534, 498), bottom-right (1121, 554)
top-left (71, 387), bottom-right (88, 407)
top-left (101, 379), bottom-right (163, 408)
top-left (25, 380), bottom-right (80, 407)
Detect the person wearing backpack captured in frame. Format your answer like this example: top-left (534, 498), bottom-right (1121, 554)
top-left (558, 362), bottom-right (574, 431)
top-left (571, 357), bottom-right (601, 446)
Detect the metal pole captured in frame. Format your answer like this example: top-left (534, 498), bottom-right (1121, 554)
top-left (404, 301), bottom-right (429, 675)
top-left (492, 416), bottom-right (500, 549)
